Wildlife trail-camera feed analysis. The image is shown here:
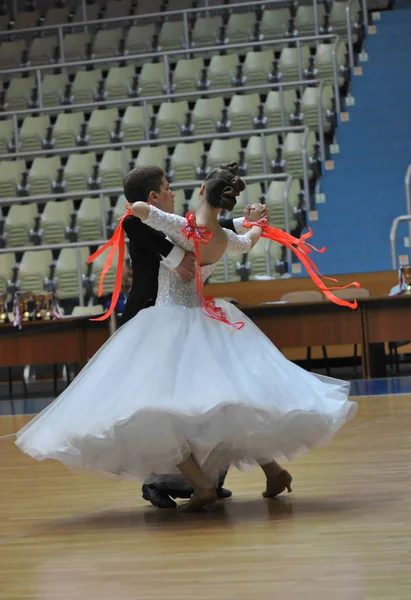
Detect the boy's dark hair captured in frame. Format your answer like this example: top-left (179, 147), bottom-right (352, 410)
top-left (123, 166), bottom-right (165, 204)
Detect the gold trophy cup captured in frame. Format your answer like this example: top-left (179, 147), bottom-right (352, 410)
top-left (401, 266), bottom-right (411, 294)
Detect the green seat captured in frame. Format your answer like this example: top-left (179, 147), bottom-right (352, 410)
top-left (100, 149), bottom-right (132, 188)
top-left (72, 69), bottom-right (103, 105)
top-left (0, 40), bottom-right (25, 70)
top-left (279, 46), bottom-right (311, 81)
top-left (265, 88), bottom-right (298, 128)
top-left (301, 85), bottom-right (334, 133)
top-left (63, 32), bottom-right (90, 66)
top-left (315, 42), bottom-right (346, 87)
top-left (208, 54), bottom-right (239, 94)
top-left (295, 5), bottom-right (325, 36)
top-left (0, 252), bottom-right (15, 294)
top-left (226, 12), bottom-right (255, 45)
top-left (6, 76), bottom-right (35, 112)
top-left (0, 160), bottom-right (26, 198)
top-left (192, 97), bottom-right (224, 135)
top-left (65, 152), bottom-right (96, 192)
top-left (243, 50), bottom-right (274, 86)
top-left (136, 145), bottom-right (168, 168)
top-left (29, 36), bottom-right (57, 66)
top-left (158, 20), bottom-right (186, 52)
top-left (77, 196), bottom-right (111, 241)
top-left (247, 238), bottom-right (282, 280)
top-left (171, 142), bottom-right (204, 182)
top-left (245, 134), bottom-right (279, 175)
top-left (93, 28), bottom-right (123, 67)
top-left (266, 178), bottom-right (300, 231)
top-left (227, 93), bottom-right (260, 132)
top-left (140, 62), bottom-right (167, 98)
top-left (55, 247), bottom-right (90, 300)
top-left (20, 115), bottom-right (50, 153)
top-left (191, 16), bottom-right (221, 51)
top-left (123, 104), bottom-right (153, 142)
top-left (106, 65), bottom-right (135, 101)
top-left (283, 131), bottom-right (317, 179)
top-left (41, 200), bottom-right (74, 245)
top-left (260, 8), bottom-right (290, 39)
top-left (88, 108), bottom-right (119, 146)
top-left (4, 203), bottom-right (38, 248)
top-left (157, 100), bottom-right (188, 138)
top-left (44, 6), bottom-right (70, 26)
top-left (125, 24), bottom-right (155, 56)
top-left (173, 58), bottom-right (204, 96)
top-left (18, 249), bottom-right (53, 294)
top-left (54, 112), bottom-right (84, 149)
top-left (29, 156), bottom-right (61, 196)
top-left (208, 138), bottom-right (242, 170)
top-left (173, 189), bottom-right (186, 217)
top-left (42, 73), bottom-right (67, 109)
top-left (0, 119), bottom-right (14, 154)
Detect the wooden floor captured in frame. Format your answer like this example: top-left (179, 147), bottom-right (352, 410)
top-left (1, 395), bottom-right (411, 600)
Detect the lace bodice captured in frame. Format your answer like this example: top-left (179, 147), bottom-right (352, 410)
top-left (144, 205), bottom-right (252, 308)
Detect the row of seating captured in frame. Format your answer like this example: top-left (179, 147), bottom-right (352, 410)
top-left (1, 0), bottom-right (351, 45)
top-left (0, 178), bottom-right (301, 248)
top-left (0, 229), bottom-right (285, 300)
top-left (0, 131), bottom-right (316, 197)
top-left (1, 42), bottom-right (344, 112)
top-left (1, 86), bottom-right (334, 156)
top-left (1, 0), bottom-right (196, 33)
top-left (0, 0), bottom-right (358, 69)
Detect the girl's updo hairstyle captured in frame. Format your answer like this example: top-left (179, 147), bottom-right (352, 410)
top-left (203, 162), bottom-right (246, 212)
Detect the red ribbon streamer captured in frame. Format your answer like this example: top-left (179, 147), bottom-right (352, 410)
top-left (87, 209), bottom-right (132, 321)
top-left (243, 218), bottom-right (360, 309)
top-left (183, 211), bottom-right (244, 329)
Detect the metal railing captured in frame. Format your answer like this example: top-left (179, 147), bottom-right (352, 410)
top-left (1, 80), bottom-right (327, 166)
top-left (0, 125), bottom-right (313, 208)
top-left (390, 214), bottom-right (411, 271)
top-left (405, 164), bottom-right (411, 244)
top-left (1, 0), bottom-right (336, 42)
top-left (0, 172), bottom-right (293, 305)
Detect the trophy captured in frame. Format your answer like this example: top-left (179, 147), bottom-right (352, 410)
top-left (21, 292), bottom-right (33, 322)
top-left (0, 293), bottom-right (8, 323)
top-left (43, 293), bottom-right (53, 320)
top-left (34, 294), bottom-right (45, 320)
top-left (400, 266), bottom-right (411, 294)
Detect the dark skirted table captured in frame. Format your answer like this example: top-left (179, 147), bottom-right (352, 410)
top-left (1, 295), bottom-right (410, 380)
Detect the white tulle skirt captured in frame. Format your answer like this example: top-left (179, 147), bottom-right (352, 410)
top-left (15, 301), bottom-right (357, 483)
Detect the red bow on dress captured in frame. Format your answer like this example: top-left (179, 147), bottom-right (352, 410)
top-left (183, 211), bottom-right (244, 329)
top-left (243, 218), bottom-right (360, 309)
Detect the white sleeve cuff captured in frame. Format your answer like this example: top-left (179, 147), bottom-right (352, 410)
top-left (161, 245), bottom-right (185, 270)
top-left (233, 217), bottom-right (245, 233)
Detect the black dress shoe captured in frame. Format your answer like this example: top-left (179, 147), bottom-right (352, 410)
top-left (142, 484), bottom-right (177, 509)
top-left (216, 487), bottom-right (232, 499)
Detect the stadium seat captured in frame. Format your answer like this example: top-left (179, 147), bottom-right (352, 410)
top-left (53, 112), bottom-right (84, 149)
top-left (88, 108), bottom-right (119, 146)
top-left (157, 100), bottom-right (188, 138)
top-left (64, 152), bottom-right (96, 192)
top-left (41, 200), bottom-right (74, 245)
top-left (192, 97), bottom-right (224, 135)
top-left (19, 115), bottom-right (49, 153)
top-left (6, 76), bottom-right (36, 112)
top-left (4, 202), bottom-right (38, 248)
top-left (18, 249), bottom-right (53, 294)
top-left (77, 196), bottom-right (110, 241)
top-left (0, 160), bottom-right (26, 198)
top-left (29, 156), bottom-right (61, 196)
top-left (171, 141), bottom-right (204, 181)
top-left (106, 65), bottom-right (135, 101)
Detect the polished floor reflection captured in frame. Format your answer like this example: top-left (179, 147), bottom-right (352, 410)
top-left (1, 391), bottom-right (411, 600)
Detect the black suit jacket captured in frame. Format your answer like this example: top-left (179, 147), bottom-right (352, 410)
top-left (119, 215), bottom-right (236, 326)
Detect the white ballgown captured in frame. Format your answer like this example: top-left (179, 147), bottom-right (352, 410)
top-left (16, 206), bottom-right (358, 483)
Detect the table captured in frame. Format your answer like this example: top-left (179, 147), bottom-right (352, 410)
top-left (1, 295), bottom-right (411, 380)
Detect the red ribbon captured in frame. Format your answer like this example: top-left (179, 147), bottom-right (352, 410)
top-left (87, 209), bottom-right (132, 321)
top-left (183, 211), bottom-right (244, 329)
top-left (243, 219), bottom-right (360, 309)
